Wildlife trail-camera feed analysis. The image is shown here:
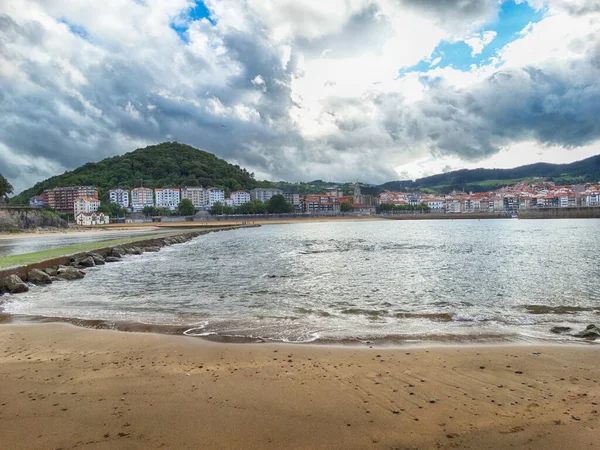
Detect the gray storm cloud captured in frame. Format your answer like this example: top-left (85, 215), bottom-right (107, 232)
top-left (0, 0), bottom-right (599, 193)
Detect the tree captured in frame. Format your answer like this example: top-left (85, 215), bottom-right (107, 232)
top-left (340, 202), bottom-right (354, 212)
top-left (98, 201), bottom-right (127, 217)
top-left (178, 198), bottom-right (195, 216)
top-left (210, 201), bottom-right (224, 215)
top-left (0, 174), bottom-right (13, 198)
top-left (266, 194), bottom-right (293, 213)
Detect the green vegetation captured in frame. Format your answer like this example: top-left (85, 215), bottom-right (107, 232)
top-left (0, 174), bottom-right (13, 199)
top-left (209, 195), bottom-right (293, 215)
top-left (142, 206), bottom-right (173, 217)
top-left (0, 232), bottom-right (185, 269)
top-left (98, 202), bottom-right (128, 218)
top-left (11, 142), bottom-right (272, 204)
top-left (340, 202), bottom-right (354, 212)
top-left (379, 203), bottom-right (431, 212)
top-left (178, 198), bottom-right (195, 216)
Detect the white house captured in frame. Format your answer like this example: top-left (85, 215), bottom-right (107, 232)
top-left (181, 187), bottom-right (208, 208)
top-left (74, 197), bottom-right (101, 216)
top-left (108, 189), bottom-right (130, 209)
top-left (224, 198), bottom-right (234, 207)
top-left (231, 190), bottom-right (251, 206)
top-left (208, 187), bottom-right (225, 206)
top-left (131, 188), bottom-right (154, 212)
top-left (250, 188), bottom-right (282, 203)
top-left (76, 212), bottom-right (110, 226)
top-left (155, 188), bottom-right (181, 211)
top-left (427, 199), bottom-right (444, 211)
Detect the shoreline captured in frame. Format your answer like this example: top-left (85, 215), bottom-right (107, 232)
top-left (1, 323), bottom-right (598, 449)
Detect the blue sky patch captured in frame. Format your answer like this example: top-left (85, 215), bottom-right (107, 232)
top-left (399, 0), bottom-right (545, 76)
top-left (171, 1), bottom-right (214, 43)
top-left (59, 18), bottom-right (88, 39)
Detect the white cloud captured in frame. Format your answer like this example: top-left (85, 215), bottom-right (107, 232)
top-left (464, 30), bottom-right (497, 56)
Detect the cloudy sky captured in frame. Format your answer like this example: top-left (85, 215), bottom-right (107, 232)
top-left (1, 0), bottom-right (600, 192)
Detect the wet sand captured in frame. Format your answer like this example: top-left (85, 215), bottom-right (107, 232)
top-left (0, 324), bottom-right (598, 450)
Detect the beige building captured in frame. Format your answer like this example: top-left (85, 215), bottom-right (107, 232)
top-left (74, 197), bottom-right (101, 216)
top-left (76, 212), bottom-right (110, 226)
top-left (131, 188), bottom-right (154, 212)
top-left (181, 187), bottom-right (209, 208)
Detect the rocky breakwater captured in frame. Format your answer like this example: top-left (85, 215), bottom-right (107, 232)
top-left (0, 231), bottom-right (208, 296)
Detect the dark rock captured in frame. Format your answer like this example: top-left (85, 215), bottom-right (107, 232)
top-left (78, 256), bottom-right (95, 267)
top-left (89, 253), bottom-right (105, 265)
top-left (56, 266), bottom-right (85, 280)
top-left (550, 326), bottom-right (573, 334)
top-left (573, 324), bottom-right (600, 339)
top-left (128, 247), bottom-right (143, 255)
top-left (112, 247), bottom-right (126, 258)
top-left (0, 275), bottom-right (29, 293)
top-left (43, 267), bottom-right (58, 277)
top-left (27, 268), bottom-right (52, 285)
top-left (105, 256), bottom-right (121, 263)
top-left (144, 246), bottom-right (160, 252)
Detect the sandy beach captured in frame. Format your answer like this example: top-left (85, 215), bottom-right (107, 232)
top-left (0, 324), bottom-right (598, 450)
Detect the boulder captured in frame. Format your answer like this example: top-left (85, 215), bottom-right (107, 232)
top-left (128, 247), bottom-right (143, 255)
top-left (43, 267), bottom-right (58, 277)
top-left (27, 268), bottom-right (52, 285)
top-left (573, 324), bottom-right (600, 339)
top-left (105, 256), bottom-right (121, 263)
top-left (550, 326), bottom-right (572, 334)
top-left (144, 246), bottom-right (161, 252)
top-left (112, 247), bottom-right (126, 258)
top-left (56, 266), bottom-right (86, 281)
top-left (89, 253), bottom-right (106, 265)
top-left (0, 275), bottom-right (29, 293)
top-left (77, 256), bottom-right (95, 267)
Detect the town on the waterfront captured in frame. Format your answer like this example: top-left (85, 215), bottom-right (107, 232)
top-left (23, 180), bottom-right (600, 224)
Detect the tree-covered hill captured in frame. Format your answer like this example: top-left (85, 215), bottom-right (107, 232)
top-left (12, 142), bottom-right (273, 203)
top-left (379, 154), bottom-right (600, 194)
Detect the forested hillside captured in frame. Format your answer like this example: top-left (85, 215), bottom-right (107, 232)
top-left (12, 142), bottom-right (272, 203)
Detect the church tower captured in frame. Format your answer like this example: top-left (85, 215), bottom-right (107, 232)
top-left (353, 183), bottom-right (362, 205)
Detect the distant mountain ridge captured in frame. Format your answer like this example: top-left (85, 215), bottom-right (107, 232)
top-left (380, 155), bottom-right (600, 194)
top-left (11, 142), bottom-right (600, 204)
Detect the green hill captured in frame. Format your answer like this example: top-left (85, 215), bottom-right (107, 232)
top-left (12, 142), bottom-right (272, 204)
top-left (379, 154), bottom-right (600, 194)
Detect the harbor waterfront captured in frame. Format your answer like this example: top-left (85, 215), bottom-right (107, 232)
top-left (2, 219), bottom-right (599, 344)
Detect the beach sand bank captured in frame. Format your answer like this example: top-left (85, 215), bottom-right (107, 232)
top-left (0, 324), bottom-right (598, 449)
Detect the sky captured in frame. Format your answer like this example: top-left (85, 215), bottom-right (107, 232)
top-left (1, 0), bottom-right (600, 193)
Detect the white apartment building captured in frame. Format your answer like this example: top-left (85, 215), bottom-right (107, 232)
top-left (108, 189), bottom-right (130, 209)
top-left (208, 187), bottom-right (225, 206)
top-left (155, 188), bottom-right (181, 211)
top-left (426, 199), bottom-right (444, 210)
top-left (250, 188), bottom-right (283, 203)
top-left (74, 196), bottom-right (101, 216)
top-left (181, 187), bottom-right (208, 208)
top-left (131, 187), bottom-right (154, 212)
top-left (231, 190), bottom-right (251, 206)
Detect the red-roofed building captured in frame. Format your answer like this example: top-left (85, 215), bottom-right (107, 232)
top-left (74, 196), bottom-right (101, 216)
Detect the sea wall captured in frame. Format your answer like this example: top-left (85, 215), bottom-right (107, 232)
top-left (518, 207), bottom-right (600, 219)
top-left (0, 226), bottom-right (249, 285)
top-left (383, 212), bottom-right (508, 220)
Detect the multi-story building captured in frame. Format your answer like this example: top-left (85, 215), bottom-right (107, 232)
top-left (131, 187), bottom-right (154, 212)
top-left (250, 188), bottom-right (283, 203)
top-left (208, 187), bottom-right (225, 206)
top-left (43, 186), bottom-right (98, 213)
top-left (427, 198), bottom-right (444, 211)
top-left (282, 192), bottom-right (301, 209)
top-left (224, 198), bottom-right (234, 207)
top-left (231, 191), bottom-right (251, 206)
top-left (74, 196), bottom-right (101, 216)
top-left (181, 187), bottom-right (208, 208)
top-left (108, 189), bottom-right (130, 209)
top-left (304, 194), bottom-right (340, 213)
top-left (155, 188), bottom-right (181, 211)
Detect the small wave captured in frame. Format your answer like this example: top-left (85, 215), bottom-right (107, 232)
top-left (340, 308), bottom-right (387, 317)
top-left (524, 305), bottom-right (598, 315)
top-left (395, 312), bottom-right (454, 322)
